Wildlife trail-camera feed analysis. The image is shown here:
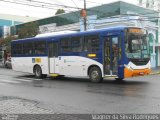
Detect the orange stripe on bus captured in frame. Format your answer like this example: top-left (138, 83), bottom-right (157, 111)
top-left (124, 68), bottom-right (151, 78)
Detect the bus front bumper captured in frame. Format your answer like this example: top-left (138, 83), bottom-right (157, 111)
top-left (124, 68), bottom-right (151, 78)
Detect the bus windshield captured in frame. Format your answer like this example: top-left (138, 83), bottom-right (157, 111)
top-left (125, 33), bottom-right (149, 59)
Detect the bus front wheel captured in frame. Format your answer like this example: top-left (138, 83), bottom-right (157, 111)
top-left (89, 66), bottom-right (103, 83)
top-left (34, 65), bottom-right (43, 78)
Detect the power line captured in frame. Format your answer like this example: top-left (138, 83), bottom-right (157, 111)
top-left (48, 0), bottom-right (80, 17)
top-left (1, 0), bottom-right (159, 21)
top-left (57, 0), bottom-right (80, 17)
top-left (2, 0), bottom-right (158, 17)
top-left (70, 0), bottom-right (80, 9)
top-left (0, 0), bottom-right (56, 10)
top-left (19, 0), bottom-right (82, 9)
top-left (0, 4), bottom-right (51, 14)
top-left (0, 4), bottom-right (75, 15)
top-left (0, 0), bottom-right (82, 10)
top-left (78, 0), bottom-right (103, 5)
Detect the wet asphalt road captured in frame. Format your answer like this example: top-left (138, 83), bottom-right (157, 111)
top-left (0, 67), bottom-right (160, 114)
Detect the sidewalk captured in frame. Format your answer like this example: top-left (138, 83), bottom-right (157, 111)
top-left (151, 67), bottom-right (160, 75)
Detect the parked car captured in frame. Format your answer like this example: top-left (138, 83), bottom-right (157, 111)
top-left (5, 57), bottom-right (12, 69)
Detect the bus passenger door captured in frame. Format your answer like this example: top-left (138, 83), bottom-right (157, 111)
top-left (48, 41), bottom-right (59, 74)
top-left (104, 36), bottom-right (119, 76)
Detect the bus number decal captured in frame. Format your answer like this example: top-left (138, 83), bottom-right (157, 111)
top-left (32, 58), bottom-right (35, 63)
top-left (35, 58), bottom-right (41, 63)
top-left (32, 58), bottom-right (41, 63)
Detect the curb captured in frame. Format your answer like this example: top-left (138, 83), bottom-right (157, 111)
top-left (150, 72), bottom-right (160, 75)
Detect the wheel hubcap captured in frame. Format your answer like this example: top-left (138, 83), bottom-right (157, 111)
top-left (36, 68), bottom-right (41, 76)
top-left (91, 70), bottom-right (99, 80)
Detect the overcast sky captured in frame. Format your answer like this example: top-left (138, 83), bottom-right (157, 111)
top-left (0, 0), bottom-right (138, 18)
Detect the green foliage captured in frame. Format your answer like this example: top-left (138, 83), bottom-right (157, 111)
top-left (17, 22), bottom-right (39, 39)
top-left (0, 22), bottom-right (39, 54)
top-left (0, 36), bottom-right (17, 53)
top-left (55, 9), bottom-right (65, 15)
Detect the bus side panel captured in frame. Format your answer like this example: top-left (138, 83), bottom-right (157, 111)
top-left (58, 56), bottom-right (103, 77)
top-left (12, 57), bottom-right (49, 74)
top-left (118, 32), bottom-right (125, 79)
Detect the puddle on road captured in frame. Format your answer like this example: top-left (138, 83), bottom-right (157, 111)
top-left (87, 79), bottom-right (149, 97)
top-left (32, 79), bottom-right (44, 87)
top-left (16, 74), bottom-right (45, 87)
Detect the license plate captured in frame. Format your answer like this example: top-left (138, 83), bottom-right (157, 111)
top-left (139, 72), bottom-right (144, 75)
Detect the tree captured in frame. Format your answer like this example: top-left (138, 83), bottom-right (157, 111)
top-left (55, 9), bottom-right (65, 15)
top-left (0, 36), bottom-right (17, 53)
top-left (17, 22), bottom-right (39, 39)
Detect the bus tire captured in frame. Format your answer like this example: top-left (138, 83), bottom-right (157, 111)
top-left (34, 65), bottom-right (43, 79)
top-left (89, 66), bottom-right (103, 83)
top-left (42, 74), bottom-right (47, 78)
top-left (115, 78), bottom-right (123, 81)
top-left (115, 78), bottom-right (124, 82)
top-left (56, 75), bottom-right (65, 79)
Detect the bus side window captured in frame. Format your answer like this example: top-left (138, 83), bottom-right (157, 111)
top-left (11, 44), bottom-right (16, 56)
top-left (34, 41), bottom-right (46, 55)
top-left (60, 38), bottom-right (71, 53)
top-left (23, 42), bottom-right (34, 55)
top-left (112, 36), bottom-right (122, 60)
top-left (12, 43), bottom-right (23, 55)
top-left (71, 36), bottom-right (83, 52)
top-left (84, 35), bottom-right (99, 53)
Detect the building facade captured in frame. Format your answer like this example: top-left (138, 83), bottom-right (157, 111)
top-left (138, 0), bottom-right (160, 67)
top-left (0, 13), bottom-right (38, 38)
top-left (0, 14), bottom-right (38, 65)
top-left (138, 0), bottom-right (160, 11)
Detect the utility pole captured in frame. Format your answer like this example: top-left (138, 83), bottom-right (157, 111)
top-left (84, 0), bottom-right (87, 31)
top-left (80, 0), bottom-right (87, 31)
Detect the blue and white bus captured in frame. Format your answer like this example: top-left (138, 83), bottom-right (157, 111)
top-left (11, 26), bottom-right (151, 82)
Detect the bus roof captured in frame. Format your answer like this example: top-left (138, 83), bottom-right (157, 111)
top-left (12, 26), bottom-right (140, 42)
top-left (35, 31), bottom-right (78, 38)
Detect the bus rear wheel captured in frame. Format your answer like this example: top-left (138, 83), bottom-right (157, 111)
top-left (34, 66), bottom-right (43, 78)
top-left (115, 78), bottom-right (123, 82)
top-left (115, 78), bottom-right (123, 81)
top-left (89, 66), bottom-right (103, 83)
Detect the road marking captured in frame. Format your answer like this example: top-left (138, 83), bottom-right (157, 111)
top-left (16, 79), bottom-right (33, 82)
top-left (0, 83), bottom-right (6, 85)
top-left (0, 79), bottom-right (21, 84)
top-left (0, 76), bottom-right (34, 82)
top-left (33, 79), bottom-right (43, 81)
top-left (0, 74), bottom-right (43, 83)
top-left (0, 77), bottom-right (34, 83)
top-left (16, 77), bottom-right (43, 81)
